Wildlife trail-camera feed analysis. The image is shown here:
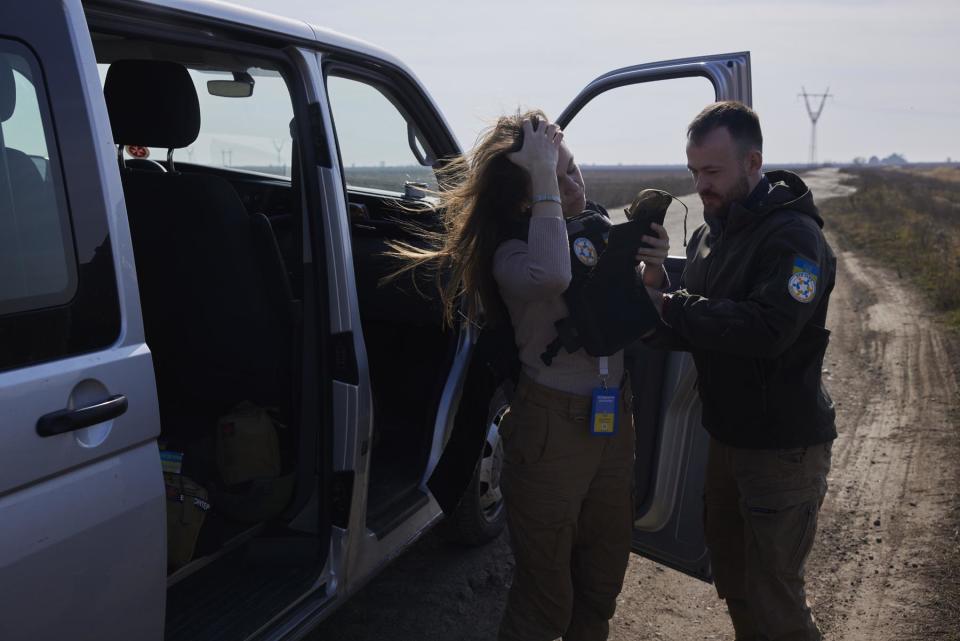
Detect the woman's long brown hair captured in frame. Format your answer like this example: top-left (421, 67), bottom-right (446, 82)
top-left (387, 109), bottom-right (547, 328)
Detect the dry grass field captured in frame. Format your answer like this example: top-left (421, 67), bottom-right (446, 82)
top-left (332, 164), bottom-right (696, 203)
top-left (821, 166), bottom-right (960, 331)
top-left (579, 166), bottom-right (694, 210)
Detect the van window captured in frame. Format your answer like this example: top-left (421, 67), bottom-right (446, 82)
top-left (325, 75), bottom-right (436, 192)
top-left (0, 39), bottom-right (120, 371)
top-left (95, 65), bottom-right (295, 177)
top-left (0, 45), bottom-right (76, 315)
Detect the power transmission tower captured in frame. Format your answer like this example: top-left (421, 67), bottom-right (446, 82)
top-left (799, 87), bottom-right (832, 165)
top-left (272, 139), bottom-right (287, 175)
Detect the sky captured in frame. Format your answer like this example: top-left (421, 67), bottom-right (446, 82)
top-left (216, 0), bottom-right (955, 165)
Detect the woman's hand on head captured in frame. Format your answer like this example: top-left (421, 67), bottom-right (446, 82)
top-left (507, 117), bottom-right (563, 177)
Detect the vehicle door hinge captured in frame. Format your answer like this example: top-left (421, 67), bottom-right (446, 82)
top-left (330, 331), bottom-right (359, 384)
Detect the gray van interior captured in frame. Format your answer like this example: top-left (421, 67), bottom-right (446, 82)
top-left (90, 29), bottom-right (456, 640)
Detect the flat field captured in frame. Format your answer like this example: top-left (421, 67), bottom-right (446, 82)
top-left (579, 165), bottom-right (694, 211)
top-left (820, 166), bottom-right (960, 330)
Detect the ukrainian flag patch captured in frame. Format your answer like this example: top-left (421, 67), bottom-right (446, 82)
top-left (788, 256), bottom-right (819, 303)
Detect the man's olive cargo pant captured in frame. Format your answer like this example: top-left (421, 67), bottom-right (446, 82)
top-left (497, 375), bottom-right (635, 641)
top-left (705, 437), bottom-right (833, 641)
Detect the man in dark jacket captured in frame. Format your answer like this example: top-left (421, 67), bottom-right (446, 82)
top-left (647, 101), bottom-right (836, 641)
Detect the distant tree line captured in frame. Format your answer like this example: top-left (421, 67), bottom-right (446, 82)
top-left (852, 153), bottom-right (909, 166)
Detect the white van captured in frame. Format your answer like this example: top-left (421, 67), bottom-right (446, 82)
top-left (0, 1), bottom-right (751, 639)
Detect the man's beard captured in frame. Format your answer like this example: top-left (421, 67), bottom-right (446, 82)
top-left (700, 173), bottom-right (751, 218)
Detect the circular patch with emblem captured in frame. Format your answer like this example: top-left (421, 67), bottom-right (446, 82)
top-left (573, 237), bottom-right (598, 266)
top-left (788, 271), bottom-right (817, 303)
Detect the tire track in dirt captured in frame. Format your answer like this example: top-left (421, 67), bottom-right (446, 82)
top-left (805, 239), bottom-right (960, 640)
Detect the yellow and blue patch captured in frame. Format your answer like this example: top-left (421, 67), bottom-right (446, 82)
top-left (787, 256), bottom-right (819, 303)
top-left (590, 387), bottom-right (619, 436)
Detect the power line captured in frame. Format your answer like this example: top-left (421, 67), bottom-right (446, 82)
top-left (799, 87), bottom-right (833, 165)
top-left (832, 101), bottom-right (960, 119)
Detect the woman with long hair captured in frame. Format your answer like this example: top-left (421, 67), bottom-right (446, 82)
top-left (394, 111), bottom-right (669, 641)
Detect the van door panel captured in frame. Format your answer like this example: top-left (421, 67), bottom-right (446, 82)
top-left (0, 1), bottom-right (165, 638)
top-left (1, 348), bottom-right (159, 496)
top-left (0, 443), bottom-right (165, 641)
top-left (557, 54), bottom-right (751, 581)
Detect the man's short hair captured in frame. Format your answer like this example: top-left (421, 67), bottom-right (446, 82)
top-left (687, 101), bottom-right (763, 155)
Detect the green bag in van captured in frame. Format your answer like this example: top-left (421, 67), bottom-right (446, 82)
top-left (164, 472), bottom-right (211, 571)
top-left (214, 401), bottom-right (294, 523)
top-left (215, 401), bottom-right (282, 486)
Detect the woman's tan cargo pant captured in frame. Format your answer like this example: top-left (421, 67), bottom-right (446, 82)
top-left (497, 374), bottom-right (635, 641)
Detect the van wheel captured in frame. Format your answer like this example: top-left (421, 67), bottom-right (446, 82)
top-left (439, 387), bottom-right (509, 545)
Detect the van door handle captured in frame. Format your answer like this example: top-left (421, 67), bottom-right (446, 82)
top-left (36, 394), bottom-right (129, 437)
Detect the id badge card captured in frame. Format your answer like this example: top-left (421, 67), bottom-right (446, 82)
top-left (590, 386), bottom-right (619, 436)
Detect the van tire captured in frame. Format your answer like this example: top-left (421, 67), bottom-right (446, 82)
top-left (438, 386), bottom-right (509, 546)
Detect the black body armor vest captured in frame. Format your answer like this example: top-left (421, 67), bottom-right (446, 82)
top-left (508, 201), bottom-right (661, 366)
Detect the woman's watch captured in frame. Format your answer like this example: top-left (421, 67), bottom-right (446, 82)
top-left (531, 194), bottom-right (562, 206)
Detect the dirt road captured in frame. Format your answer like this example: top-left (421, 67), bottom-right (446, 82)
top-left (311, 169), bottom-right (960, 640)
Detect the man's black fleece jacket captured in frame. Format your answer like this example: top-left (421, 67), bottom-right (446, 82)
top-left (650, 170), bottom-right (838, 449)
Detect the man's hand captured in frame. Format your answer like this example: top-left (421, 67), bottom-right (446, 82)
top-left (636, 223), bottom-right (670, 288)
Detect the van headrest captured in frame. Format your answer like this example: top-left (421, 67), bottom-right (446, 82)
top-left (104, 60), bottom-right (200, 149)
top-left (0, 60), bottom-right (14, 122)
